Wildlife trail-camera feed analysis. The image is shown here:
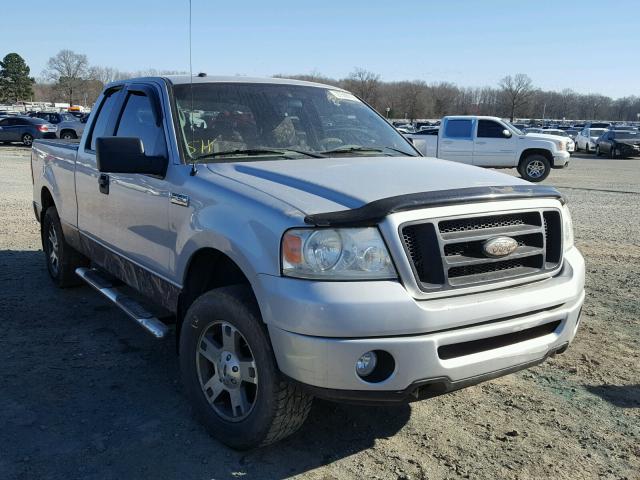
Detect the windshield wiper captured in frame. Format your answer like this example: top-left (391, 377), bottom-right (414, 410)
top-left (194, 148), bottom-right (325, 162)
top-left (320, 145), bottom-right (415, 156)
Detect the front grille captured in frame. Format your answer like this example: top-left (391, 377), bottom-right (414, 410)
top-left (400, 209), bottom-right (563, 292)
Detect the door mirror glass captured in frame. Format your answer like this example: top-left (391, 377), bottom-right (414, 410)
top-left (96, 137), bottom-right (166, 176)
top-left (502, 129), bottom-right (512, 138)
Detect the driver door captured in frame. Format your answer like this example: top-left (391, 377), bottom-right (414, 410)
top-left (473, 119), bottom-right (516, 167)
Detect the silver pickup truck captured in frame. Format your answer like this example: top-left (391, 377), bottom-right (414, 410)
top-left (32, 76), bottom-right (585, 449)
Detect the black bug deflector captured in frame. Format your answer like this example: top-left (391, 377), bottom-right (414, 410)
top-left (304, 185), bottom-right (564, 227)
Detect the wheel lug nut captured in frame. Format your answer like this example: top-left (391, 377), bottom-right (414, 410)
top-left (232, 366), bottom-right (238, 373)
top-left (227, 355), bottom-right (231, 361)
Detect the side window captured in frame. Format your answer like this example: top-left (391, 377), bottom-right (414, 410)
top-left (0, 119), bottom-right (8, 126)
top-left (115, 92), bottom-right (166, 157)
top-left (477, 120), bottom-right (507, 138)
top-left (89, 90), bottom-right (120, 151)
top-left (444, 119), bottom-right (473, 139)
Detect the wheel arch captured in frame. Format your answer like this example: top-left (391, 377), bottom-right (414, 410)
top-left (176, 247), bottom-right (260, 350)
top-left (519, 148), bottom-right (554, 167)
top-left (41, 186), bottom-right (55, 215)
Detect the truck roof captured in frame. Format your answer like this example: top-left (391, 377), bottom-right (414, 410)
top-left (113, 75), bottom-right (344, 91)
top-left (443, 115), bottom-right (504, 122)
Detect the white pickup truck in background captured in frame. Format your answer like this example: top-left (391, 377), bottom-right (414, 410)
top-left (407, 116), bottom-right (571, 182)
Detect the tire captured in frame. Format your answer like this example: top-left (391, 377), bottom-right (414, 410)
top-left (61, 131), bottom-right (76, 140)
top-left (179, 286), bottom-right (312, 450)
top-left (585, 143), bottom-right (590, 153)
top-left (610, 146), bottom-right (617, 159)
top-left (518, 154), bottom-right (550, 182)
top-left (41, 206), bottom-right (88, 287)
top-left (595, 145), bottom-right (601, 157)
top-left (22, 133), bottom-right (33, 146)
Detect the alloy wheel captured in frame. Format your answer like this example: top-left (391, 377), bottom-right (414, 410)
top-left (526, 160), bottom-right (546, 179)
top-left (47, 223), bottom-right (60, 276)
top-left (196, 321), bottom-right (258, 422)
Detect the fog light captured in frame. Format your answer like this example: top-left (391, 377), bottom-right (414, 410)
top-left (356, 351), bottom-right (377, 377)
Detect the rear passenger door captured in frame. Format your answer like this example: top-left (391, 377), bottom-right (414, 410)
top-left (438, 118), bottom-right (474, 164)
top-left (473, 119), bottom-right (517, 167)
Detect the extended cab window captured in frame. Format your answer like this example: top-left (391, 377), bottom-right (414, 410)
top-left (444, 119), bottom-right (473, 139)
top-left (477, 120), bottom-right (507, 138)
top-left (116, 92), bottom-right (167, 157)
top-left (89, 90), bottom-right (120, 151)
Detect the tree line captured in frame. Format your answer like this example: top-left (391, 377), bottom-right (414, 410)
top-left (1, 51), bottom-right (639, 122)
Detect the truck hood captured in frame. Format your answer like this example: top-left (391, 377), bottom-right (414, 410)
top-left (206, 156), bottom-right (529, 215)
top-left (525, 133), bottom-right (567, 142)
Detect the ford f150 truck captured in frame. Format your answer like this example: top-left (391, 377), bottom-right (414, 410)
top-left (32, 76), bottom-right (585, 449)
top-left (407, 116), bottom-right (572, 182)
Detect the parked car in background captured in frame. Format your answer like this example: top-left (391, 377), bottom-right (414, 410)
top-left (31, 111), bottom-right (86, 140)
top-left (540, 129), bottom-right (575, 152)
top-left (575, 127), bottom-right (606, 152)
top-left (564, 128), bottom-right (580, 140)
top-left (0, 116), bottom-right (57, 146)
top-left (595, 130), bottom-right (640, 158)
top-left (583, 122), bottom-right (610, 129)
top-left (608, 124), bottom-right (638, 131)
top-left (409, 116), bottom-right (570, 181)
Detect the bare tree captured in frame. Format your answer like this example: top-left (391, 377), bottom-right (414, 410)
top-left (499, 74), bottom-right (534, 121)
top-left (429, 82), bottom-right (458, 117)
top-left (342, 68), bottom-right (381, 105)
top-left (45, 50), bottom-right (89, 105)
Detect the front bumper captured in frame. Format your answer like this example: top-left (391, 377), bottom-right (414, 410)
top-left (553, 151), bottom-right (570, 166)
top-left (262, 247), bottom-right (585, 397)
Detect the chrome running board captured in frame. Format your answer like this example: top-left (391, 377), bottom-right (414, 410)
top-left (75, 267), bottom-right (169, 339)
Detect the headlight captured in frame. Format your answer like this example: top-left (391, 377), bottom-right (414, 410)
top-left (282, 228), bottom-right (397, 279)
top-left (562, 204), bottom-right (574, 252)
top-left (557, 141), bottom-right (566, 151)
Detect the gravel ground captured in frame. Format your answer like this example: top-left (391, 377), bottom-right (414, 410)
top-left (0, 145), bottom-right (638, 480)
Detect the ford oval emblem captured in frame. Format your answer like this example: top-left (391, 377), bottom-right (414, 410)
top-left (482, 236), bottom-right (518, 258)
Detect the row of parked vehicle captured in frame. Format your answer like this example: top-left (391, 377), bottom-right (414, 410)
top-left (0, 110), bottom-right (89, 146)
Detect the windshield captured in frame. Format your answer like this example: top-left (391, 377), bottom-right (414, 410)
top-left (173, 82), bottom-right (417, 162)
top-left (589, 129), bottom-right (605, 137)
top-left (503, 121), bottom-right (524, 136)
top-left (615, 131), bottom-right (640, 139)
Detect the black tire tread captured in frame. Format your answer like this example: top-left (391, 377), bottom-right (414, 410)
top-left (42, 206), bottom-right (88, 288)
top-left (180, 286), bottom-right (313, 449)
top-left (261, 379), bottom-right (313, 446)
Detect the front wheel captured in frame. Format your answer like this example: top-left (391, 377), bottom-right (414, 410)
top-left (518, 154), bottom-right (550, 182)
top-left (179, 286), bottom-right (312, 450)
top-left (22, 133), bottom-right (33, 146)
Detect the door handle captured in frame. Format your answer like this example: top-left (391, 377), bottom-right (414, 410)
top-left (475, 141), bottom-right (487, 145)
top-left (98, 173), bottom-right (110, 194)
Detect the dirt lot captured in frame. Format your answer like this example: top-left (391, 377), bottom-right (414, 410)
top-left (0, 145), bottom-right (638, 480)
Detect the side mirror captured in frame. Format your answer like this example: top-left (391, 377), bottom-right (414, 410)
top-left (502, 129), bottom-right (513, 138)
top-left (96, 137), bottom-right (166, 176)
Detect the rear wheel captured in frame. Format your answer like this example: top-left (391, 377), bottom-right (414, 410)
top-left (518, 154), bottom-right (550, 182)
top-left (22, 133), bottom-right (33, 146)
top-left (180, 286), bottom-right (312, 450)
top-left (61, 130), bottom-right (77, 140)
top-left (42, 206), bottom-right (88, 287)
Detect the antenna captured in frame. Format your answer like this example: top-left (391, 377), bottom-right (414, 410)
top-left (188, 0), bottom-right (197, 176)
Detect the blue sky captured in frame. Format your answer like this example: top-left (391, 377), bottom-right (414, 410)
top-left (1, 0), bottom-right (638, 97)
